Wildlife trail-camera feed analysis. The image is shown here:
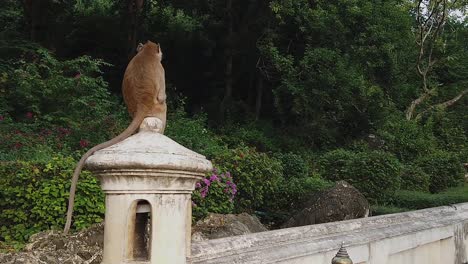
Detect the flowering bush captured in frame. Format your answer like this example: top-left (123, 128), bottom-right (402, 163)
top-left (0, 48), bottom-right (129, 161)
top-left (192, 169), bottom-right (237, 220)
top-left (212, 146), bottom-right (283, 212)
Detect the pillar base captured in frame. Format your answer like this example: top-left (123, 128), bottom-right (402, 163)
top-left (86, 118), bottom-right (212, 264)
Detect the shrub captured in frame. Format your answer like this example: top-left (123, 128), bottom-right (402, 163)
top-left (377, 119), bottom-right (437, 162)
top-left (192, 169), bottom-right (237, 220)
top-left (0, 49), bottom-right (129, 161)
top-left (276, 152), bottom-right (310, 179)
top-left (427, 111), bottom-right (468, 155)
top-left (219, 121), bottom-right (280, 152)
top-left (415, 150), bottom-right (464, 193)
top-left (319, 149), bottom-right (402, 202)
top-left (258, 175), bottom-right (333, 226)
top-left (166, 107), bottom-right (227, 159)
top-left (371, 205), bottom-right (410, 216)
top-left (212, 146), bottom-right (283, 212)
top-left (267, 176), bottom-right (333, 218)
top-left (400, 165), bottom-right (431, 192)
top-left (392, 187), bottom-right (468, 209)
top-left (0, 156), bottom-right (104, 243)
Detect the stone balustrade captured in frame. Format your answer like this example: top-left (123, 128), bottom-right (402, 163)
top-left (190, 203), bottom-right (468, 264)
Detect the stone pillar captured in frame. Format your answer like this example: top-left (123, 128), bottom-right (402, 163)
top-left (86, 117), bottom-right (212, 264)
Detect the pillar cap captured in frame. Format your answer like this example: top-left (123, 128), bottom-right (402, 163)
top-left (85, 117), bottom-right (213, 174)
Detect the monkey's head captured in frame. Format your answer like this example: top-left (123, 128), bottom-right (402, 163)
top-left (137, 41), bottom-right (163, 61)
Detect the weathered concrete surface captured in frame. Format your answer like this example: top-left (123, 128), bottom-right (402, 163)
top-left (282, 181), bottom-right (369, 228)
top-left (192, 213), bottom-right (267, 241)
top-left (3, 204), bottom-right (468, 264)
top-left (86, 117), bottom-right (212, 264)
top-left (190, 203), bottom-right (468, 264)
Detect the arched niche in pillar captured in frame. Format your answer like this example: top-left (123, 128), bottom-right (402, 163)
top-left (127, 199), bottom-right (152, 261)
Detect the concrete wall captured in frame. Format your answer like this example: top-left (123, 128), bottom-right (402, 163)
top-left (190, 203), bottom-right (468, 264)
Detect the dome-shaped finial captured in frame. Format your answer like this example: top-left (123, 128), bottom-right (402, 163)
top-left (139, 117), bottom-right (164, 133)
top-left (331, 242), bottom-right (353, 264)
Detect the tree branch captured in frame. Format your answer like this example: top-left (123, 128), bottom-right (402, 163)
top-left (415, 88), bottom-right (468, 120)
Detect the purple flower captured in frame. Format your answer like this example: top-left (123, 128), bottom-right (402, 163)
top-left (203, 178), bottom-right (211, 186)
top-left (195, 182), bottom-right (201, 189)
top-left (210, 174), bottom-right (220, 182)
top-left (200, 186), bottom-right (209, 198)
top-left (79, 139), bottom-right (89, 148)
top-left (192, 201), bottom-right (197, 207)
top-left (25, 112), bottom-right (33, 119)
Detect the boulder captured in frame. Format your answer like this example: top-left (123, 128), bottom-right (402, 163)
top-left (192, 213), bottom-right (268, 241)
top-left (282, 181), bottom-right (370, 228)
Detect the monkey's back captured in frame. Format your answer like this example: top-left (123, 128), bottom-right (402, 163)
top-left (122, 46), bottom-right (166, 120)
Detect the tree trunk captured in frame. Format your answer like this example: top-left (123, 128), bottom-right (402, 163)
top-left (219, 0), bottom-right (234, 121)
top-left (405, 91), bottom-right (432, 120)
top-left (127, 0), bottom-right (144, 61)
top-left (415, 88), bottom-right (468, 120)
top-left (23, 0), bottom-right (48, 43)
top-left (255, 75), bottom-right (264, 121)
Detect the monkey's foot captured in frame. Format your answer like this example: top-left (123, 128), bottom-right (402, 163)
top-left (139, 117), bottom-right (164, 133)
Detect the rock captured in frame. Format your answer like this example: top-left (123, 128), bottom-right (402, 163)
top-left (282, 181), bottom-right (370, 228)
top-left (192, 213), bottom-right (268, 241)
top-left (0, 223), bottom-right (104, 264)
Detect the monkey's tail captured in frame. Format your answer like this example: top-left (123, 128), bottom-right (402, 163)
top-left (63, 112), bottom-right (146, 234)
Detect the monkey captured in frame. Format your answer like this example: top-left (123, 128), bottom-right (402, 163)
top-left (63, 41), bottom-right (167, 234)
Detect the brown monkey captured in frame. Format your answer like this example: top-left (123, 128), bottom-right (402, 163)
top-left (63, 41), bottom-right (166, 234)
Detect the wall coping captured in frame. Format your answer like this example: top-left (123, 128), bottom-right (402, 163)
top-left (190, 203), bottom-right (468, 263)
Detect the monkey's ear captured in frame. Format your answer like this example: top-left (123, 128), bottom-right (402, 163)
top-left (136, 43), bottom-right (144, 52)
top-left (157, 44), bottom-right (163, 60)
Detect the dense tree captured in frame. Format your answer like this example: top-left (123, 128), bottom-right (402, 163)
top-left (0, 0), bottom-right (466, 149)
top-left (406, 0), bottom-right (468, 120)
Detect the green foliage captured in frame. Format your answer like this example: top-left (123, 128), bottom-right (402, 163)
top-left (219, 121), bottom-right (281, 152)
top-left (267, 176), bottom-right (332, 220)
top-left (0, 0), bottom-right (466, 243)
top-left (319, 149), bottom-right (402, 202)
top-left (276, 152), bottom-right (309, 179)
top-left (427, 110), bottom-right (468, 159)
top-left (165, 107), bottom-right (227, 159)
top-left (259, 0), bottom-right (415, 146)
top-left (391, 185), bottom-right (468, 210)
top-left (73, 0), bottom-right (115, 16)
top-left (3, 48), bottom-right (113, 122)
top-left (0, 48), bottom-right (128, 158)
top-left (0, 156), bottom-right (104, 243)
top-left (192, 170), bottom-right (237, 221)
top-left (213, 146), bottom-right (283, 212)
top-left (371, 205), bottom-right (410, 216)
top-left (415, 151), bottom-right (464, 193)
top-left (261, 43), bottom-right (388, 146)
top-left (400, 165), bottom-right (431, 192)
top-left (377, 118), bottom-right (437, 162)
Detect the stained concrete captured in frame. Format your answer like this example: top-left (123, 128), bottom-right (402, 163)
top-left (190, 203), bottom-right (468, 264)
